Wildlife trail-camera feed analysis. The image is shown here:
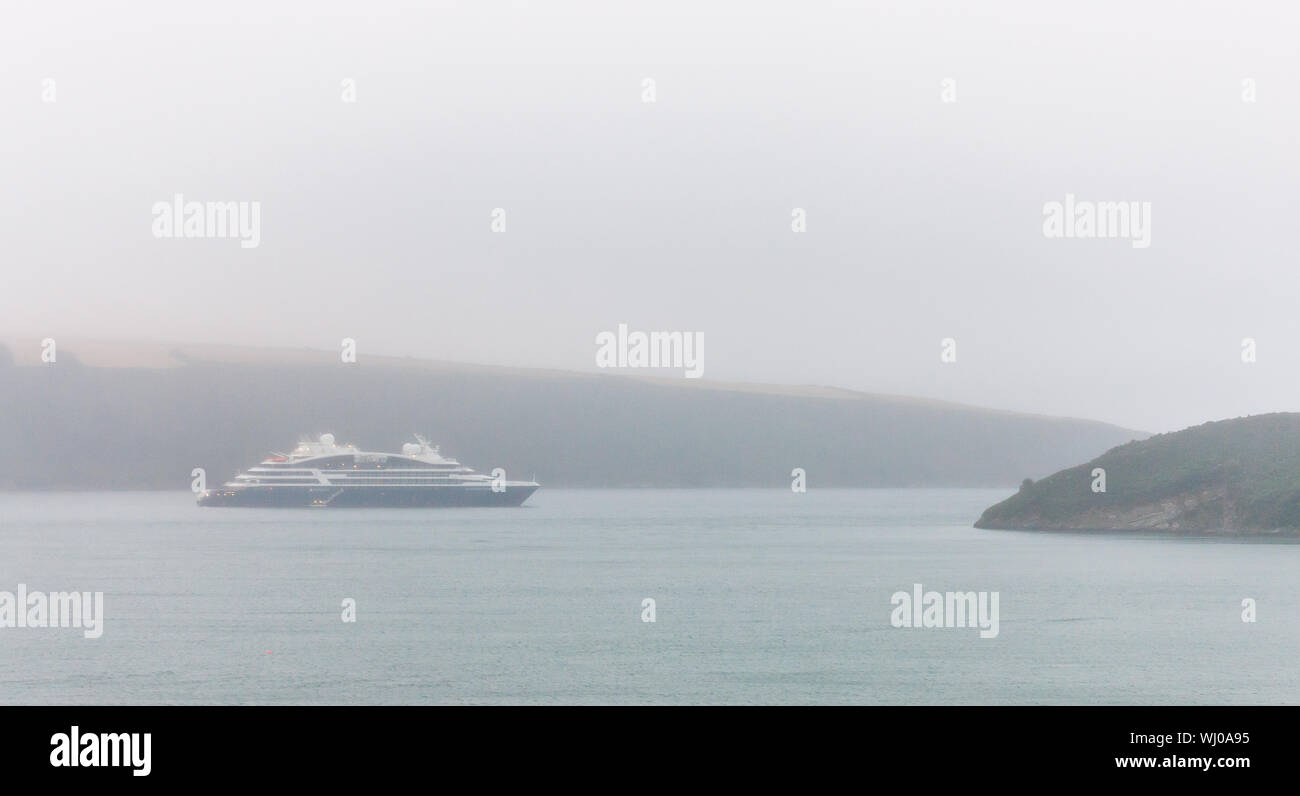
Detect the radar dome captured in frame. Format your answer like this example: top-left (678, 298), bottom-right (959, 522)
top-left (402, 443), bottom-right (422, 456)
top-left (319, 433), bottom-right (335, 446)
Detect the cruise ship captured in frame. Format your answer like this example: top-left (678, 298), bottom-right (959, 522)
top-left (197, 434), bottom-right (539, 507)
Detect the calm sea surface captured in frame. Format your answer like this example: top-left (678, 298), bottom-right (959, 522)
top-left (1, 489), bottom-right (1297, 705)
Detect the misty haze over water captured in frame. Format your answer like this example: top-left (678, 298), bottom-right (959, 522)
top-left (3, 1), bottom-right (1299, 433)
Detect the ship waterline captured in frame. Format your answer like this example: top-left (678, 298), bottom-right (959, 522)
top-left (198, 434), bottom-right (538, 508)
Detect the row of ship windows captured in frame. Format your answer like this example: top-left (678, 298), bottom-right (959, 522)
top-left (246, 468), bottom-right (462, 476)
top-left (238, 478), bottom-right (462, 485)
top-left (243, 473), bottom-right (462, 478)
top-left (252, 469), bottom-right (461, 475)
top-left (260, 459), bottom-right (456, 470)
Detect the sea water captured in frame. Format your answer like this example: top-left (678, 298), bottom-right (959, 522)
top-left (1, 489), bottom-right (1296, 704)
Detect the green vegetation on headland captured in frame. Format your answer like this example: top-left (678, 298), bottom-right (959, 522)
top-left (975, 413), bottom-right (1300, 534)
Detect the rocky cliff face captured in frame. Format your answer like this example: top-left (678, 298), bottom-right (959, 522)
top-left (976, 485), bottom-right (1240, 532)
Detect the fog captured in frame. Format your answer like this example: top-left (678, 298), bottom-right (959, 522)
top-left (3, 0), bottom-right (1297, 433)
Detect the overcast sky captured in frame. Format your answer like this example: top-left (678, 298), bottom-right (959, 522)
top-left (3, 1), bottom-right (1298, 433)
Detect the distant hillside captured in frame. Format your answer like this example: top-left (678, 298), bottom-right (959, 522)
top-left (0, 341), bottom-right (1144, 490)
top-left (975, 413), bottom-right (1300, 534)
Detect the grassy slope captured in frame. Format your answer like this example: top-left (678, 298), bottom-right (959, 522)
top-left (0, 343), bottom-right (1144, 489)
top-left (975, 413), bottom-right (1300, 531)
